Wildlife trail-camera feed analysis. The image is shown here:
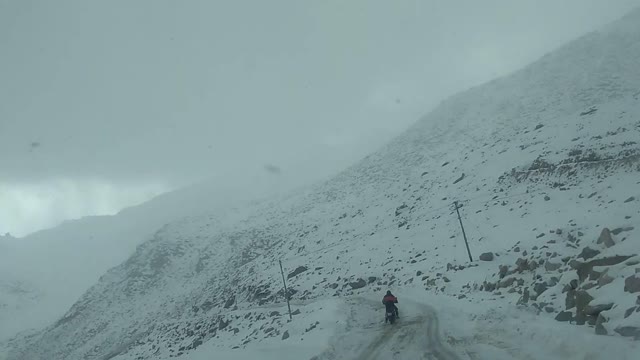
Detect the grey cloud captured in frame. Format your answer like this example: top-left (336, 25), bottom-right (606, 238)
top-left (0, 0), bottom-right (638, 234)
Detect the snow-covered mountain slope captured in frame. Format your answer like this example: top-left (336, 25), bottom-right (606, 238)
top-left (5, 8), bottom-right (640, 360)
top-left (0, 173), bottom-right (287, 340)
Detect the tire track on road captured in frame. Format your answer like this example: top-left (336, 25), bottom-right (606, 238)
top-left (318, 297), bottom-right (461, 360)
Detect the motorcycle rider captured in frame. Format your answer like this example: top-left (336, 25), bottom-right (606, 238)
top-left (382, 290), bottom-right (399, 319)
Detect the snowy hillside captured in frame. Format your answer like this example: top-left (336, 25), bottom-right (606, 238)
top-left (4, 8), bottom-right (640, 360)
top-left (0, 174), bottom-right (285, 341)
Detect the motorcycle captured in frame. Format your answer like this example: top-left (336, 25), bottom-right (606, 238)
top-left (385, 309), bottom-right (397, 324)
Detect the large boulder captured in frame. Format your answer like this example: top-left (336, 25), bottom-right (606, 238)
top-left (595, 313), bottom-right (608, 335)
top-left (572, 256), bottom-right (633, 282)
top-left (584, 303), bottom-right (614, 316)
top-left (598, 273), bottom-right (615, 287)
top-left (499, 277), bottom-right (516, 288)
top-left (498, 265), bottom-right (510, 278)
top-left (534, 282), bottom-right (549, 296)
top-left (287, 266), bottom-right (309, 279)
top-left (575, 290), bottom-right (594, 312)
top-left (579, 247), bottom-right (600, 260)
top-left (349, 278), bottom-right (367, 289)
top-left (624, 274), bottom-right (640, 293)
top-left (614, 326), bottom-right (640, 339)
top-left (479, 252), bottom-right (494, 261)
top-left (224, 295), bottom-right (236, 309)
top-left (555, 311), bottom-right (573, 322)
top-left (574, 290), bottom-right (594, 325)
top-left (515, 258), bottom-right (530, 272)
top-left (596, 228), bottom-right (615, 248)
top-left (544, 261), bottom-right (562, 272)
top-left (565, 289), bottom-right (576, 310)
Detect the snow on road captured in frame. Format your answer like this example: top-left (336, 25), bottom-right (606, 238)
top-left (311, 296), bottom-right (459, 360)
top-left (187, 291), bottom-right (639, 360)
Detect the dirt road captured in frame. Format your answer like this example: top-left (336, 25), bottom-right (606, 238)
top-left (314, 297), bottom-right (462, 360)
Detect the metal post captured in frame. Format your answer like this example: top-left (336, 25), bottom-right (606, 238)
top-left (454, 201), bottom-right (473, 262)
top-left (279, 260), bottom-right (293, 320)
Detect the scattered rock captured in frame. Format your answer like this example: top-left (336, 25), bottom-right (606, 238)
top-left (598, 274), bottom-right (614, 287)
top-left (592, 256), bottom-right (634, 267)
top-left (367, 276), bottom-right (377, 284)
top-left (224, 296), bottom-right (236, 309)
top-left (579, 247), bottom-right (601, 260)
top-left (583, 282), bottom-right (597, 290)
top-left (305, 321), bottom-right (320, 332)
top-left (584, 303), bottom-right (614, 316)
top-left (589, 269), bottom-right (603, 281)
top-left (479, 252), bottom-right (494, 261)
top-left (624, 196), bottom-right (636, 203)
top-left (595, 314), bottom-right (608, 335)
top-left (614, 326), bottom-right (640, 339)
top-left (624, 275), bottom-right (640, 293)
top-left (281, 331), bottom-right (290, 340)
top-left (570, 279), bottom-right (579, 289)
top-left (555, 311), bottom-right (573, 322)
top-left (566, 290), bottom-right (576, 310)
top-left (443, 277), bottom-right (451, 283)
top-left (534, 282), bottom-right (549, 296)
top-left (517, 288), bottom-right (530, 305)
top-left (416, 271), bottom-right (423, 276)
top-left (499, 265), bottom-right (510, 279)
top-left (536, 233), bottom-right (546, 238)
top-left (575, 290), bottom-right (594, 309)
top-left (596, 228), bottom-right (615, 248)
top-left (544, 261), bottom-right (562, 272)
top-left (515, 258), bottom-right (530, 272)
top-left (499, 277), bottom-right (516, 288)
top-left (453, 173), bottom-right (466, 184)
top-left (288, 266), bottom-right (309, 279)
top-left (572, 256), bottom-right (633, 282)
top-left (544, 195), bottom-right (551, 201)
top-left (349, 278), bottom-right (367, 289)
top-left (624, 307), bottom-right (636, 319)
top-left (612, 227), bottom-right (634, 235)
top-left (513, 246), bottom-right (521, 253)
top-left (535, 124), bottom-right (544, 130)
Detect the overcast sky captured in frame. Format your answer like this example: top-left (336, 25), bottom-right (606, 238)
top-left (1, 0), bottom-right (638, 237)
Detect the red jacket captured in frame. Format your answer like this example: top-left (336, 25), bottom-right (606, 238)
top-left (382, 295), bottom-right (398, 305)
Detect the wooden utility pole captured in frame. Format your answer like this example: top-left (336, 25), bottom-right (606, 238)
top-left (279, 260), bottom-right (293, 321)
top-left (454, 201), bottom-right (473, 262)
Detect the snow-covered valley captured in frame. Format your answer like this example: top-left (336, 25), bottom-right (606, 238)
top-left (2, 8), bottom-right (640, 360)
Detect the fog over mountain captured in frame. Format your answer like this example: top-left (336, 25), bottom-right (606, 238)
top-left (2, 0), bottom-right (638, 236)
